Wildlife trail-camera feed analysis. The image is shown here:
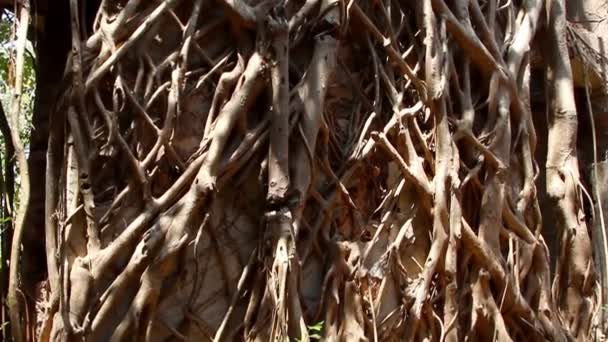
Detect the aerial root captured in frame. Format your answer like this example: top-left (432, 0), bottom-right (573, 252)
top-left (38, 0), bottom-right (601, 341)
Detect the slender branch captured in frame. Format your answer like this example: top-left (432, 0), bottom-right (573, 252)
top-left (7, 1), bottom-right (32, 341)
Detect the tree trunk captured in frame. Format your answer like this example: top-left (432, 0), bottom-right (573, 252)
top-left (14, 0), bottom-right (607, 341)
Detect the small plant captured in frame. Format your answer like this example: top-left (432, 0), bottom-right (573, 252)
top-left (294, 321), bottom-right (324, 341)
top-left (308, 321), bottom-right (323, 340)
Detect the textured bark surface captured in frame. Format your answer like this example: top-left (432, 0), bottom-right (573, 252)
top-left (5, 0), bottom-right (608, 341)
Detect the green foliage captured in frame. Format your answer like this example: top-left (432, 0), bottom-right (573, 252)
top-left (0, 13), bottom-right (10, 83)
top-left (0, 10), bottom-right (36, 143)
top-left (294, 321), bottom-right (324, 341)
top-left (308, 321), bottom-right (324, 340)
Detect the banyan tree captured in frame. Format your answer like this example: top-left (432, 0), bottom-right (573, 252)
top-left (3, 0), bottom-right (608, 341)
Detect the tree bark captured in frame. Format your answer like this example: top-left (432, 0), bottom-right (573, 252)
top-left (7, 0), bottom-right (604, 341)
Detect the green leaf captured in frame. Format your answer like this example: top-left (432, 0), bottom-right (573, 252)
top-left (308, 321), bottom-right (324, 332)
